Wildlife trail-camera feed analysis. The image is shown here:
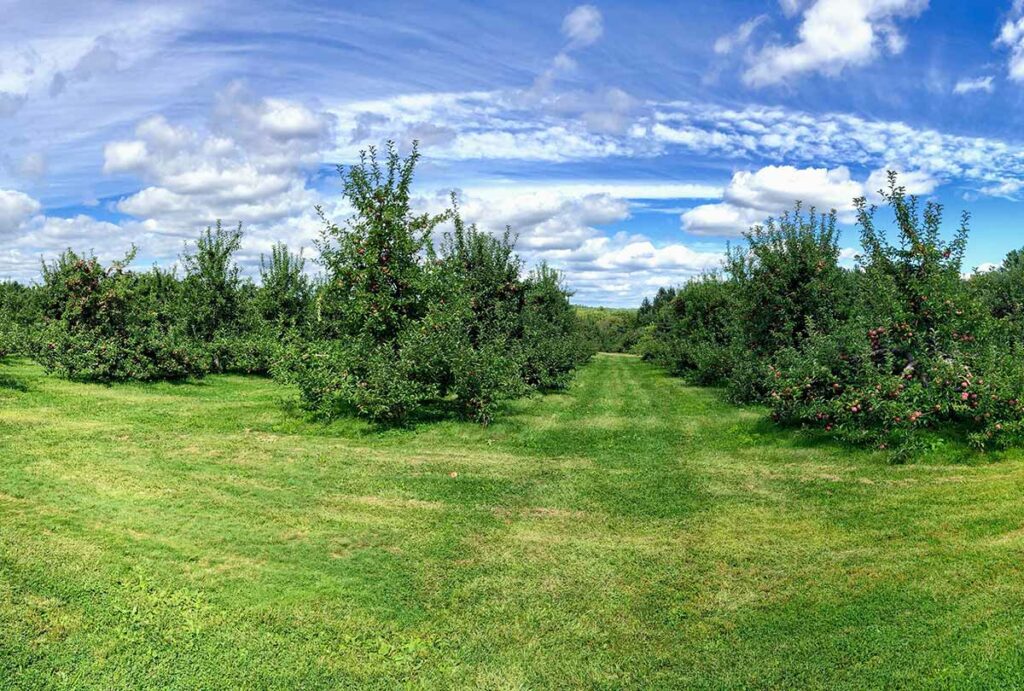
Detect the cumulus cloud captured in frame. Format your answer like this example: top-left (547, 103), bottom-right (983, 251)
top-left (723, 165), bottom-right (863, 213)
top-left (953, 75), bottom-right (995, 95)
top-left (865, 165), bottom-right (938, 199)
top-left (683, 165), bottom-right (864, 236)
top-left (429, 187), bottom-right (630, 252)
top-left (0, 192), bottom-right (148, 282)
top-left (997, 2), bottom-right (1024, 82)
top-left (743, 0), bottom-right (929, 86)
top-left (682, 163), bottom-right (940, 237)
top-left (410, 182), bottom-right (727, 305)
top-left (0, 189), bottom-right (41, 235)
top-left (105, 83), bottom-right (332, 236)
top-left (680, 203), bottom-right (767, 237)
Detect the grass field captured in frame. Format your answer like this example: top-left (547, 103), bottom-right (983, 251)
top-left (3, 354), bottom-right (1024, 688)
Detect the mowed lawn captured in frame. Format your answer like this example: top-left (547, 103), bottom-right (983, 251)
top-left (3, 355), bottom-right (1024, 688)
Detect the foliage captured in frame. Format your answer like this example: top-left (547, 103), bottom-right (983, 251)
top-left (179, 221), bottom-right (247, 372)
top-left (636, 275), bottom-right (735, 386)
top-left (34, 249), bottom-right (204, 382)
top-left (256, 242), bottom-right (312, 332)
top-left (285, 142), bottom-right (588, 424)
top-left (971, 248), bottom-right (1024, 347)
top-left (576, 306), bottom-right (641, 353)
top-left (639, 172), bottom-right (1024, 459)
top-left (5, 141), bottom-right (589, 423)
top-left (0, 281), bottom-right (41, 358)
top-left (723, 205), bottom-right (854, 402)
top-left (519, 263), bottom-right (592, 391)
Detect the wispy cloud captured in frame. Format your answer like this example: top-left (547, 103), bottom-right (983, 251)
top-left (714, 15), bottom-right (768, 56)
top-left (953, 75), bottom-right (995, 94)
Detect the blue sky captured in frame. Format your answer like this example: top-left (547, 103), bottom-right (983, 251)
top-left (3, 0), bottom-right (1024, 305)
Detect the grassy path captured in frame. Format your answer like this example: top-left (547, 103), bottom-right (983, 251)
top-left (3, 354), bottom-right (1024, 688)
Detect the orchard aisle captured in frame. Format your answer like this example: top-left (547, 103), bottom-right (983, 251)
top-left (2, 355), bottom-right (1024, 688)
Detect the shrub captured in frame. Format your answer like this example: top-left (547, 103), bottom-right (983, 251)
top-left (520, 263), bottom-right (591, 390)
top-left (636, 276), bottom-right (735, 385)
top-left (284, 143), bottom-right (589, 424)
top-left (256, 243), bottom-right (312, 334)
top-left (287, 142), bottom-right (451, 422)
top-left (35, 250), bottom-right (204, 383)
top-left (179, 221), bottom-right (247, 372)
top-left (725, 204), bottom-right (853, 401)
top-left (576, 307), bottom-right (642, 354)
top-left (971, 248), bottom-right (1024, 348)
top-left (0, 281), bottom-right (41, 358)
top-left (767, 174), bottom-right (1018, 456)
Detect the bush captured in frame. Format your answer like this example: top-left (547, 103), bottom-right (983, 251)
top-left (178, 221), bottom-right (249, 372)
top-left (636, 276), bottom-right (735, 385)
top-left (576, 307), bottom-right (641, 354)
top-left (520, 263), bottom-right (591, 390)
top-left (0, 281), bottom-right (41, 358)
top-left (35, 250), bottom-right (204, 383)
top-left (725, 205), bottom-right (853, 401)
top-left (766, 174), bottom-right (1017, 456)
top-left (284, 143), bottom-right (589, 424)
top-left (635, 171), bottom-right (1024, 459)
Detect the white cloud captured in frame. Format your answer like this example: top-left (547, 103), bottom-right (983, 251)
top-left (411, 183), bottom-right (728, 305)
top-left (780, 0), bottom-right (807, 16)
top-left (681, 203), bottom-right (767, 237)
top-left (998, 3), bottom-right (1024, 82)
top-left (454, 181), bottom-right (722, 201)
top-left (0, 189), bottom-right (41, 235)
top-left (331, 92), bottom-right (641, 162)
top-left (980, 178), bottom-right (1024, 199)
top-left (723, 165), bottom-right (863, 213)
top-left (105, 84), bottom-right (331, 235)
top-left (0, 5), bottom-right (191, 108)
top-left (434, 188), bottom-right (629, 252)
top-left (331, 88), bottom-right (1024, 203)
top-left (682, 163), bottom-right (941, 238)
top-left (683, 165), bottom-right (864, 237)
top-left (562, 5), bottom-right (604, 48)
top-left (865, 165), bottom-right (937, 199)
top-left (103, 140), bottom-right (149, 174)
top-left (714, 15), bottom-right (768, 55)
top-left (953, 75), bottom-right (995, 94)
top-left (743, 0), bottom-right (929, 86)
top-left (644, 99), bottom-right (1024, 198)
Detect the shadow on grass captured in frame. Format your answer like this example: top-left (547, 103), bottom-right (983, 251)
top-left (0, 372), bottom-right (27, 392)
top-left (653, 364), bottom-right (996, 465)
top-left (748, 416), bottom-right (994, 465)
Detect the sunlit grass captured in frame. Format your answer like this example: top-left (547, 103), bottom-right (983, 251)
top-left (2, 354), bottom-right (1024, 688)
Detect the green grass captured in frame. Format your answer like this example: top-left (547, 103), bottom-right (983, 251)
top-left (3, 354), bottom-right (1024, 688)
